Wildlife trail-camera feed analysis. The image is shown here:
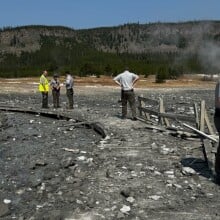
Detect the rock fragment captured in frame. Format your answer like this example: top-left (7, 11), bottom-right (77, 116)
top-left (181, 167), bottom-right (196, 176)
top-left (149, 195), bottom-right (162, 201)
top-left (120, 205), bottom-right (131, 213)
top-left (0, 202), bottom-right (10, 217)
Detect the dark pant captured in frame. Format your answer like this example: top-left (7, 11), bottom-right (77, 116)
top-left (214, 108), bottom-right (220, 175)
top-left (121, 89), bottom-right (136, 118)
top-left (66, 88), bottom-right (74, 109)
top-left (52, 89), bottom-right (60, 108)
top-left (41, 92), bottom-right (48, 108)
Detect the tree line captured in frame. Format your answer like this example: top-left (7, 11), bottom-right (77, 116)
top-left (0, 34), bottom-right (210, 81)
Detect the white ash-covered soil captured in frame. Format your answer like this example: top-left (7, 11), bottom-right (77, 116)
top-left (0, 78), bottom-right (220, 220)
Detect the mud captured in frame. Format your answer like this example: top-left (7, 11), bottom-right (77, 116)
top-left (0, 86), bottom-right (220, 220)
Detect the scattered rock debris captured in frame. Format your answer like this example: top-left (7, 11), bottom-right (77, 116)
top-left (0, 87), bottom-right (220, 219)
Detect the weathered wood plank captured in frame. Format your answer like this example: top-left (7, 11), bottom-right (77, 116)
top-left (0, 106), bottom-right (107, 138)
top-left (159, 97), bottom-right (170, 127)
top-left (137, 96), bottom-right (159, 105)
top-left (138, 98), bottom-right (143, 117)
top-left (137, 118), bottom-right (199, 138)
top-left (193, 103), bottom-right (199, 129)
top-left (138, 107), bottom-right (196, 123)
top-left (204, 109), bottom-right (215, 135)
top-left (200, 100), bottom-right (205, 132)
top-left (182, 123), bottom-right (218, 143)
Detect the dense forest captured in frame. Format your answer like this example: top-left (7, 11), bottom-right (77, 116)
top-left (0, 21), bottom-right (220, 80)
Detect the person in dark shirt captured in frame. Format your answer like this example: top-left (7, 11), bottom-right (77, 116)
top-left (50, 73), bottom-right (61, 108)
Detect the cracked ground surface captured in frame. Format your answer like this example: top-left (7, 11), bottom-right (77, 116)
top-left (0, 83), bottom-right (220, 219)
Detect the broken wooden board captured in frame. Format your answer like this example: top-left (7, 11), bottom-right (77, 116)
top-left (182, 123), bottom-right (218, 143)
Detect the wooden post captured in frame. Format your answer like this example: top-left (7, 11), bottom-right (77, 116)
top-left (138, 96), bottom-right (143, 117)
top-left (193, 103), bottom-right (199, 129)
top-left (200, 100), bottom-right (205, 132)
top-left (138, 96), bottom-right (152, 121)
top-left (200, 100), bottom-right (215, 169)
top-left (204, 108), bottom-right (214, 135)
top-left (159, 97), bottom-right (164, 125)
top-left (159, 97), bottom-right (170, 127)
top-left (144, 111), bottom-right (150, 120)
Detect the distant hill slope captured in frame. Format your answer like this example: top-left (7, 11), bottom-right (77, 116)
top-left (1, 21), bottom-right (220, 55)
top-left (0, 21), bottom-right (220, 77)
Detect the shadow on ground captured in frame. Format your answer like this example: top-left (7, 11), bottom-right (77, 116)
top-left (181, 157), bottom-right (213, 179)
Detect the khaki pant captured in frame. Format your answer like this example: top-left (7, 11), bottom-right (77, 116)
top-left (121, 90), bottom-right (136, 118)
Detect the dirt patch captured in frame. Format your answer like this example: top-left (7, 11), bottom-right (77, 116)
top-left (0, 79), bottom-right (220, 219)
top-left (0, 75), bottom-right (216, 94)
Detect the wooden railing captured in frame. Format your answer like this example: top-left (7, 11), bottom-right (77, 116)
top-left (137, 95), bottom-right (218, 169)
top-left (138, 96), bottom-right (196, 126)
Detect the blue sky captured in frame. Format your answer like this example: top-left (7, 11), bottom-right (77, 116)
top-left (1, 0), bottom-right (220, 29)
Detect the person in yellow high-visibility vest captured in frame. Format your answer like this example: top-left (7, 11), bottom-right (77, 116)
top-left (39, 70), bottom-right (49, 108)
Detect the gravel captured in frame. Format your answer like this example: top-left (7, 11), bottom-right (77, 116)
top-left (0, 86), bottom-right (220, 220)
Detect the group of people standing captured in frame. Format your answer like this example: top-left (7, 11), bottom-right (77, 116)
top-left (38, 67), bottom-right (220, 186)
top-left (38, 70), bottom-right (74, 109)
top-left (38, 67), bottom-right (139, 120)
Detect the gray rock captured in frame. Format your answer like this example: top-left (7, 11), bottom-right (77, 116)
top-left (120, 188), bottom-right (132, 198)
top-left (60, 156), bottom-right (76, 168)
top-left (0, 202), bottom-right (10, 217)
top-left (117, 211), bottom-right (125, 219)
top-left (36, 210), bottom-right (62, 220)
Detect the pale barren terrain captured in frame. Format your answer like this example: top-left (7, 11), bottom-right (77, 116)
top-left (0, 75), bottom-right (216, 94)
top-left (0, 75), bottom-right (220, 220)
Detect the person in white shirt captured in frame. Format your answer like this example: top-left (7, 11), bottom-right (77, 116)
top-left (113, 67), bottom-right (139, 120)
top-left (65, 71), bottom-right (74, 109)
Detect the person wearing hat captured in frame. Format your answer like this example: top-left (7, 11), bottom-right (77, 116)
top-left (50, 73), bottom-right (61, 108)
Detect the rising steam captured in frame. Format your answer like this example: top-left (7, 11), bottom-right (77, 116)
top-left (198, 41), bottom-right (220, 74)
